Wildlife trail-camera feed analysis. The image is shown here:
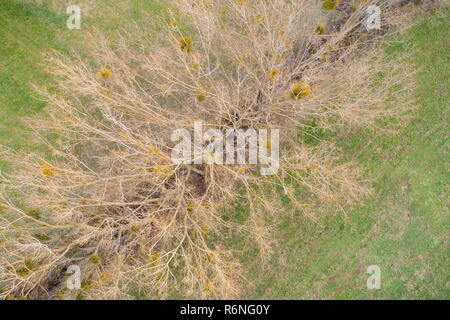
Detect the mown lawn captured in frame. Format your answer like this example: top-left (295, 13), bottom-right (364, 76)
top-left (245, 8), bottom-right (449, 299)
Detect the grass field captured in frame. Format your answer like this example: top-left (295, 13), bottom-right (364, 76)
top-left (0, 0), bottom-right (163, 170)
top-left (0, 1), bottom-right (69, 167)
top-left (243, 8), bottom-right (449, 299)
top-left (0, 1), bottom-right (448, 299)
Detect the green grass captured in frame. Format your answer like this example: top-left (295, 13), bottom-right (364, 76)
top-left (0, 1), bottom-right (70, 163)
top-left (244, 8), bottom-right (449, 299)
